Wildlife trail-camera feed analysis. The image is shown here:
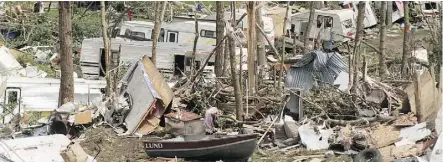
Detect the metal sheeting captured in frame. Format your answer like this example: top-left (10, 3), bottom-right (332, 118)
top-left (285, 51), bottom-right (348, 91)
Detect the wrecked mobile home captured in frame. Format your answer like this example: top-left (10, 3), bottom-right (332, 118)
top-left (80, 37), bottom-right (248, 79)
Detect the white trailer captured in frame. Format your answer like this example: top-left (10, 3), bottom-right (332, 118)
top-left (0, 76), bottom-right (106, 124)
top-left (117, 20), bottom-right (219, 47)
top-left (291, 9), bottom-right (356, 42)
top-left (80, 38), bottom-right (248, 79)
top-left (340, 1), bottom-right (378, 28)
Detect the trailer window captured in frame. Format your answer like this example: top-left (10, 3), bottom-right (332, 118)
top-left (151, 28), bottom-right (165, 42)
top-left (317, 15), bottom-right (333, 28)
top-left (7, 91), bottom-right (17, 105)
top-left (324, 17), bottom-right (333, 28)
top-left (124, 29), bottom-right (145, 39)
top-left (167, 31), bottom-right (178, 43)
top-left (425, 2), bottom-right (437, 10)
top-left (200, 30), bottom-right (216, 38)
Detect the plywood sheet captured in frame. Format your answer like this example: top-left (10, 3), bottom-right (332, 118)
top-left (404, 71), bottom-right (438, 122)
top-left (141, 56), bottom-right (173, 107)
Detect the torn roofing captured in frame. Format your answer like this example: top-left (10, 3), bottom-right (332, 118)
top-left (285, 51), bottom-right (348, 91)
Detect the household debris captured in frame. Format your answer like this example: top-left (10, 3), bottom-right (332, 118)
top-left (0, 134), bottom-right (95, 162)
top-left (106, 55), bottom-right (173, 135)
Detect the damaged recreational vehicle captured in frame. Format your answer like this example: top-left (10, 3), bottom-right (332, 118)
top-left (80, 38), bottom-right (248, 80)
top-left (340, 1), bottom-right (378, 28)
top-left (0, 76), bottom-right (106, 124)
top-left (289, 9), bottom-right (356, 42)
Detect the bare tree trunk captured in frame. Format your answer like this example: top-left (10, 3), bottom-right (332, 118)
top-left (47, 2), bottom-right (52, 12)
top-left (256, 2), bottom-right (266, 88)
top-left (160, 1), bottom-right (167, 22)
top-left (278, 2), bottom-right (290, 90)
top-left (223, 38), bottom-right (230, 76)
top-left (215, 1), bottom-right (225, 77)
top-left (350, 2), bottom-right (366, 94)
top-left (401, 1), bottom-right (411, 77)
top-left (152, 2), bottom-right (160, 65)
top-left (292, 32), bottom-right (297, 56)
top-left (191, 11), bottom-right (199, 76)
top-left (379, 1), bottom-right (389, 78)
top-left (58, 1), bottom-right (74, 106)
top-left (230, 2), bottom-right (243, 121)
top-left (100, 1), bottom-right (112, 98)
top-left (256, 3), bottom-right (266, 67)
top-left (247, 2), bottom-right (257, 96)
top-left (303, 2), bottom-right (315, 54)
top-left (386, 1), bottom-right (393, 28)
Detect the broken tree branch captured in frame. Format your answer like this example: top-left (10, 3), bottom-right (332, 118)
top-left (256, 22), bottom-right (280, 59)
top-left (326, 115), bottom-right (396, 126)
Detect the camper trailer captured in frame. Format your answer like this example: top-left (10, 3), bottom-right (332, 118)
top-left (290, 9), bottom-right (356, 42)
top-left (340, 1), bottom-right (378, 28)
top-left (117, 20), bottom-right (218, 47)
top-left (80, 38), bottom-right (248, 80)
top-left (0, 76), bottom-right (105, 124)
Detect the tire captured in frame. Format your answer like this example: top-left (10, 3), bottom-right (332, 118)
top-left (354, 148), bottom-right (382, 162)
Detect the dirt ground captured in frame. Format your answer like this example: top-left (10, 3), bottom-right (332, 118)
top-left (80, 126), bottom-right (152, 162)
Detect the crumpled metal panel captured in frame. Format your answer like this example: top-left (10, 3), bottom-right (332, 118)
top-left (285, 51), bottom-right (348, 91)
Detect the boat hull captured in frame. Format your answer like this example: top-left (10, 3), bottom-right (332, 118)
top-left (144, 134), bottom-right (258, 161)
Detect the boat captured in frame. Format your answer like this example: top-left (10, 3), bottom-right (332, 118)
top-left (143, 134), bottom-right (258, 161)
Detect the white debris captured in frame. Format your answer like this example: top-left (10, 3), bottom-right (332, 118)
top-left (429, 132), bottom-right (442, 162)
top-left (57, 102), bottom-right (77, 113)
top-left (0, 134), bottom-right (71, 162)
top-left (395, 122), bottom-right (431, 146)
top-left (298, 123), bottom-right (333, 150)
top-left (333, 71), bottom-right (349, 91)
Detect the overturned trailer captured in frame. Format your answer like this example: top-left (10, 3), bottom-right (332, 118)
top-left (116, 55), bottom-right (173, 135)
